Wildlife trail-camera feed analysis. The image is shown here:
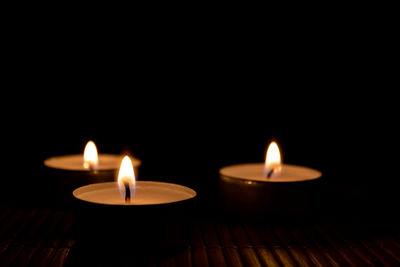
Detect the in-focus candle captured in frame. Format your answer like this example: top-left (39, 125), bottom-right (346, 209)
top-left (72, 156), bottom-right (197, 256)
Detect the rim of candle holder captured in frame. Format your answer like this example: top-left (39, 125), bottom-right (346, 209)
top-left (73, 181), bottom-right (197, 206)
top-left (44, 154), bottom-right (142, 171)
top-left (219, 163), bottom-right (322, 184)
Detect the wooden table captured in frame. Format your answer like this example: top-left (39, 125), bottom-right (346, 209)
top-left (1, 207), bottom-right (399, 266)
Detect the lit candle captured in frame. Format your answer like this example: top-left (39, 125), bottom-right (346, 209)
top-left (219, 141), bottom-right (322, 217)
top-left (73, 156), bottom-right (196, 205)
top-left (43, 140), bottom-right (141, 206)
top-left (83, 141), bottom-right (99, 170)
top-left (72, 156), bottom-right (197, 255)
top-left (44, 140), bottom-right (141, 173)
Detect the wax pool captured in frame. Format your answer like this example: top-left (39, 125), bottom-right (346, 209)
top-left (44, 154), bottom-right (141, 171)
top-left (73, 181), bottom-right (197, 205)
top-left (220, 163), bottom-right (321, 182)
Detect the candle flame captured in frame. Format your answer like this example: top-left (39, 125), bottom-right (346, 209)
top-left (117, 156), bottom-right (136, 202)
top-left (264, 141), bottom-right (282, 178)
top-left (83, 141), bottom-right (98, 170)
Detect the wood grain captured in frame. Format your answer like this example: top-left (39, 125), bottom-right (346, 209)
top-left (0, 208), bottom-right (399, 266)
top-left (223, 247), bottom-right (243, 267)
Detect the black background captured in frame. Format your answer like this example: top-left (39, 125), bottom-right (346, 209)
top-left (1, 11), bottom-right (398, 218)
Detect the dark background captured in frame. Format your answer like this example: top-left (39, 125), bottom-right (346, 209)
top-left (1, 12), bottom-right (398, 219)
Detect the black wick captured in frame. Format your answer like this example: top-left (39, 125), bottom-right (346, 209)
top-left (124, 182), bottom-right (131, 203)
top-left (266, 169), bottom-right (274, 178)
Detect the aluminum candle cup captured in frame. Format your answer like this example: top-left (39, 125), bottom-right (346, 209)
top-left (43, 154), bottom-right (141, 206)
top-left (219, 163), bottom-right (322, 217)
top-left (72, 181), bottom-right (197, 255)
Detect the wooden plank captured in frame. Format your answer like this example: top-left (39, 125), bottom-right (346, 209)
top-left (191, 219), bottom-right (204, 247)
top-left (229, 223), bottom-right (251, 247)
top-left (215, 222), bottom-right (235, 247)
top-left (239, 248), bottom-right (262, 267)
top-left (259, 226), bottom-right (298, 266)
top-left (7, 209), bottom-right (39, 245)
top-left (207, 247), bottom-right (227, 267)
top-left (290, 227), bottom-right (334, 267)
top-left (360, 225), bottom-right (400, 262)
top-left (359, 227), bottom-right (400, 263)
top-left (274, 227), bottom-right (314, 267)
top-left (9, 245), bottom-right (38, 266)
top-left (43, 211), bottom-right (72, 248)
top-left (0, 209), bottom-right (26, 243)
top-left (255, 247), bottom-right (280, 267)
top-left (0, 245), bottom-right (24, 266)
top-left (223, 247), bottom-right (243, 267)
top-left (22, 209), bottom-right (52, 246)
top-left (38, 211), bottom-right (66, 248)
top-left (314, 224), bottom-right (368, 267)
top-left (259, 227), bottom-right (282, 248)
top-left (302, 246), bottom-right (335, 267)
top-left (200, 219), bottom-right (220, 247)
top-left (386, 235), bottom-right (400, 250)
top-left (362, 244), bottom-right (399, 267)
top-left (4, 207), bottom-right (398, 267)
top-left (272, 247), bottom-right (298, 267)
top-left (191, 246), bottom-right (209, 267)
top-left (289, 226), bottom-right (311, 247)
top-left (304, 226), bottom-right (351, 267)
top-left (244, 224), bottom-right (267, 247)
top-left (28, 247), bottom-right (56, 267)
top-left (342, 224), bottom-right (398, 267)
top-left (327, 224), bottom-right (384, 266)
top-left (9, 209), bottom-right (38, 241)
top-left (285, 246), bottom-right (314, 267)
top-left (49, 248), bottom-right (70, 267)
top-left (12, 209), bottom-right (47, 245)
top-left (272, 247), bottom-right (297, 267)
top-left (44, 211), bottom-right (68, 246)
top-left (58, 211), bottom-right (75, 248)
top-left (274, 227), bottom-right (297, 247)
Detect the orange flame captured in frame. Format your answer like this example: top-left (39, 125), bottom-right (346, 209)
top-left (264, 141), bottom-right (282, 178)
top-left (83, 141), bottom-right (98, 170)
top-left (117, 156), bottom-right (136, 202)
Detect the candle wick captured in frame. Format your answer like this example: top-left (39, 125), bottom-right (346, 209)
top-left (266, 169), bottom-right (274, 178)
top-left (124, 182), bottom-right (131, 203)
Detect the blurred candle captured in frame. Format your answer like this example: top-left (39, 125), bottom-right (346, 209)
top-left (43, 141), bottom-right (141, 206)
top-left (45, 141), bottom-right (140, 173)
top-left (219, 140), bottom-right (322, 217)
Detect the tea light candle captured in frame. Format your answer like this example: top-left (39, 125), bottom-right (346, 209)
top-left (73, 155), bottom-right (196, 205)
top-left (72, 156), bottom-right (197, 256)
top-left (43, 141), bottom-right (141, 206)
top-left (219, 141), bottom-right (322, 217)
top-left (44, 141), bottom-right (141, 173)
top-left (73, 181), bottom-right (196, 205)
top-left (220, 163), bottom-right (321, 183)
